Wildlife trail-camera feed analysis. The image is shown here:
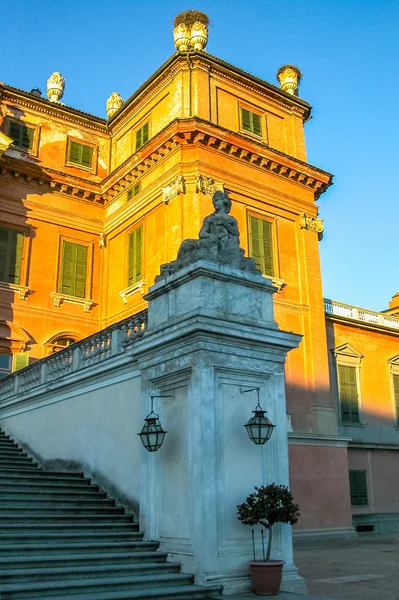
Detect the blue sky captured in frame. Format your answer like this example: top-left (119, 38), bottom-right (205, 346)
top-left (1, 0), bottom-right (398, 311)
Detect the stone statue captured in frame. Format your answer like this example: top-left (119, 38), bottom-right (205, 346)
top-left (156, 191), bottom-right (259, 280)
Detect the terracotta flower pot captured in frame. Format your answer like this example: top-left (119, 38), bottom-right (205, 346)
top-left (249, 560), bottom-right (285, 596)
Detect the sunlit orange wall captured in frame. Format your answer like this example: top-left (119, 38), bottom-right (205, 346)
top-left (327, 320), bottom-right (399, 424)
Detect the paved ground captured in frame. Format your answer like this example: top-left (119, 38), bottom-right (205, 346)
top-left (294, 533), bottom-right (399, 600)
top-left (228, 533), bottom-right (399, 599)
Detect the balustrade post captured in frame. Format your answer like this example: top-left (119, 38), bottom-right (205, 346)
top-left (111, 328), bottom-right (122, 355)
top-left (14, 374), bottom-right (20, 395)
top-left (72, 346), bottom-right (81, 371)
top-left (352, 308), bottom-right (359, 320)
top-left (41, 361), bottom-right (48, 384)
top-left (378, 315), bottom-right (385, 325)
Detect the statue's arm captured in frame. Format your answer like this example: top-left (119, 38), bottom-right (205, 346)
top-left (223, 216), bottom-right (239, 237)
top-left (199, 215), bottom-right (212, 238)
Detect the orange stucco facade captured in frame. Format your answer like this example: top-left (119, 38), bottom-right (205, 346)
top-left (1, 49), bottom-right (398, 538)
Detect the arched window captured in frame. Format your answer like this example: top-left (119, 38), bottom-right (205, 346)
top-left (45, 334), bottom-right (79, 355)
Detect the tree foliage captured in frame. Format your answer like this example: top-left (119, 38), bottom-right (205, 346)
top-left (237, 484), bottom-right (300, 530)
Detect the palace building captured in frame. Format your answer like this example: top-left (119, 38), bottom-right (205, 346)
top-left (1, 12), bottom-right (399, 553)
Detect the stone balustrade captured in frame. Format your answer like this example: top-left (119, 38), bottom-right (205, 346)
top-left (0, 310), bottom-right (147, 402)
top-left (324, 299), bottom-right (399, 330)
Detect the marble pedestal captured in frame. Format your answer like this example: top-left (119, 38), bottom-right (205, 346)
top-left (132, 261), bottom-right (304, 594)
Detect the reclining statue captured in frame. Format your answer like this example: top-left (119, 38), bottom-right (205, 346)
top-left (156, 190), bottom-right (259, 280)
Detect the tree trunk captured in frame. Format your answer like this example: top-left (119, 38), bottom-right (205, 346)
top-left (266, 525), bottom-right (273, 561)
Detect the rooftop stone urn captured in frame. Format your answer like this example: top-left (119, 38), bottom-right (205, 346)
top-left (106, 92), bottom-right (124, 118)
top-left (277, 65), bottom-right (302, 97)
top-left (173, 10), bottom-right (210, 52)
top-left (47, 72), bottom-right (65, 103)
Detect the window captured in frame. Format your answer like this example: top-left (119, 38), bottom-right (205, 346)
top-left (349, 470), bottom-right (368, 506)
top-left (241, 108), bottom-right (262, 137)
top-left (127, 182), bottom-right (140, 201)
top-left (338, 365), bottom-right (360, 424)
top-left (248, 215), bottom-right (274, 277)
top-left (67, 141), bottom-right (93, 168)
top-left (135, 122), bottom-right (149, 151)
top-left (13, 353), bottom-right (29, 372)
top-left (8, 121), bottom-right (34, 150)
top-left (393, 374), bottom-right (399, 425)
top-left (0, 355), bottom-right (12, 379)
top-left (0, 227), bottom-right (24, 285)
top-left (128, 226), bottom-right (143, 286)
top-left (60, 241), bottom-right (88, 298)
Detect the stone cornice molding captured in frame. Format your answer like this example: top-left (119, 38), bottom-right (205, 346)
top-left (103, 118), bottom-right (333, 204)
top-left (326, 313), bottom-right (399, 337)
top-left (1, 86), bottom-right (107, 132)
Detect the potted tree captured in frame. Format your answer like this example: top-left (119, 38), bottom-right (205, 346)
top-left (237, 483), bottom-right (300, 596)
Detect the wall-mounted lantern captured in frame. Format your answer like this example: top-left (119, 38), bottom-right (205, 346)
top-left (241, 387), bottom-right (275, 445)
top-left (138, 395), bottom-right (172, 452)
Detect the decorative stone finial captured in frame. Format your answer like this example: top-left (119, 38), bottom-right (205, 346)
top-left (47, 72), bottom-right (65, 102)
top-left (277, 65), bottom-right (302, 96)
top-left (106, 92), bottom-right (124, 118)
top-left (156, 190), bottom-right (259, 281)
top-left (173, 10), bottom-right (210, 52)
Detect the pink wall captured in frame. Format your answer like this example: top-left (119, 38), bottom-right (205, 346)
top-left (289, 444), bottom-right (353, 530)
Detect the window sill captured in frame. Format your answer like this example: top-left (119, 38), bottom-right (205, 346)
top-left (340, 422), bottom-right (365, 428)
top-left (262, 275), bottom-right (286, 293)
top-left (240, 128), bottom-right (263, 142)
top-left (119, 280), bottom-right (146, 304)
top-left (0, 282), bottom-right (30, 300)
top-left (52, 292), bottom-right (94, 313)
top-left (65, 162), bottom-right (94, 173)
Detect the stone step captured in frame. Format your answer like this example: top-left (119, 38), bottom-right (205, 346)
top-left (0, 498), bottom-right (116, 508)
top-left (0, 514), bottom-right (135, 524)
top-left (0, 531), bottom-right (143, 544)
top-left (0, 522), bottom-right (139, 533)
top-left (0, 506), bottom-right (125, 517)
top-left (0, 572), bottom-right (194, 599)
top-left (0, 550), bottom-right (168, 570)
top-left (0, 540), bottom-right (159, 557)
top-left (0, 561), bottom-right (180, 584)
top-left (0, 479), bottom-right (95, 491)
top-left (0, 488), bottom-right (107, 499)
top-left (0, 448), bottom-right (27, 456)
top-left (0, 472), bottom-right (89, 483)
top-left (0, 441), bottom-right (22, 448)
top-left (0, 584), bottom-right (223, 600)
top-left (0, 457), bottom-right (36, 466)
top-left (0, 465), bottom-right (41, 471)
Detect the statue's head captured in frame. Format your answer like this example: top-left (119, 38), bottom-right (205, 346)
top-left (212, 191), bottom-right (231, 213)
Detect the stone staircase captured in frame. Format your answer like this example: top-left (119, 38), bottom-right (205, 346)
top-left (0, 428), bottom-right (222, 599)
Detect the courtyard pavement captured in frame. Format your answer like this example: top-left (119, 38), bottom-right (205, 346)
top-left (227, 532), bottom-right (399, 600)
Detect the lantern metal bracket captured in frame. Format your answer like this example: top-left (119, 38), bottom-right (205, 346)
top-left (240, 387), bottom-right (261, 409)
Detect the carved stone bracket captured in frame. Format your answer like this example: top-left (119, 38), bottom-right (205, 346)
top-left (51, 292), bottom-right (94, 313)
top-left (119, 280), bottom-right (147, 304)
top-left (300, 213), bottom-right (324, 240)
top-left (0, 282), bottom-right (30, 300)
top-left (161, 175), bottom-right (186, 204)
top-left (195, 174), bottom-right (224, 196)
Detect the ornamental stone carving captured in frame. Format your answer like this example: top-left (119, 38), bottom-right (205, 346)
top-left (47, 72), bottom-right (65, 103)
top-left (300, 213), bottom-right (324, 240)
top-left (173, 11), bottom-right (209, 52)
top-left (195, 174), bottom-right (224, 196)
top-left (277, 65), bottom-right (302, 97)
top-left (161, 176), bottom-right (186, 204)
top-left (106, 92), bottom-right (124, 118)
top-left (156, 191), bottom-right (259, 280)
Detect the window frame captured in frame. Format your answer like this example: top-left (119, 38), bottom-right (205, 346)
top-left (135, 121), bottom-right (150, 152)
top-left (247, 211), bottom-right (279, 279)
top-left (127, 182), bottom-right (141, 202)
top-left (239, 105), bottom-right (263, 139)
top-left (127, 224), bottom-right (144, 288)
top-left (349, 470), bottom-right (368, 507)
top-left (333, 343), bottom-right (364, 426)
top-left (0, 354), bottom-right (12, 379)
top-left (6, 117), bottom-right (40, 156)
top-left (388, 355), bottom-right (399, 426)
top-left (0, 224), bottom-right (27, 287)
top-left (55, 235), bottom-right (93, 304)
top-left (65, 137), bottom-right (97, 173)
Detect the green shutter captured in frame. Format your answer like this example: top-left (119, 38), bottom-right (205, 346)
top-left (135, 122), bottom-right (149, 151)
top-left (13, 353), bottom-right (30, 372)
top-left (81, 144), bottom-right (93, 168)
top-left (393, 374), bottom-right (399, 425)
top-left (60, 241), bottom-right (87, 298)
top-left (249, 215), bottom-right (274, 277)
top-left (133, 182), bottom-right (140, 196)
top-left (0, 227), bottom-right (24, 284)
top-left (127, 189), bottom-right (133, 202)
top-left (68, 142), bottom-right (93, 168)
top-left (349, 471), bottom-right (368, 506)
top-left (338, 365), bottom-right (360, 423)
top-left (8, 121), bottom-right (34, 150)
top-left (241, 109), bottom-right (251, 132)
top-left (252, 113), bottom-right (262, 137)
top-left (128, 226), bottom-right (143, 286)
